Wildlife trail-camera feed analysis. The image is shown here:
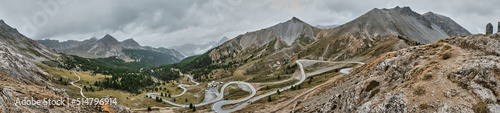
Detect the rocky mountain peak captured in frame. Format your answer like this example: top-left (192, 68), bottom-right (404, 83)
top-left (291, 17), bottom-right (303, 23)
top-left (122, 38), bottom-right (137, 43)
top-left (382, 6), bottom-right (420, 17)
top-left (424, 11), bottom-right (436, 16)
top-left (285, 17), bottom-right (306, 25)
top-left (0, 19), bottom-right (18, 33)
top-left (258, 17), bottom-right (315, 46)
top-left (99, 34), bottom-right (119, 44)
top-left (0, 19), bottom-right (5, 25)
top-left (121, 38), bottom-right (141, 49)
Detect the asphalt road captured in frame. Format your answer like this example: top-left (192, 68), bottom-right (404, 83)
top-left (142, 60), bottom-right (363, 112)
top-left (147, 72), bottom-right (199, 98)
top-left (210, 59), bottom-right (364, 112)
top-left (211, 82), bottom-right (256, 113)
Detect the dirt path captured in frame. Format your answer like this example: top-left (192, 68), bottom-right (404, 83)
top-left (70, 71), bottom-right (86, 98)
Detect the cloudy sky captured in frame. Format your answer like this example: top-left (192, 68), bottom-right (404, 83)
top-left (0, 0), bottom-right (499, 47)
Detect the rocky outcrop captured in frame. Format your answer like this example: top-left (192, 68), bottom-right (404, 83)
top-left (498, 22), bottom-right (499, 33)
top-left (121, 38), bottom-right (141, 49)
top-left (99, 96), bottom-right (131, 113)
top-left (423, 12), bottom-right (472, 37)
top-left (301, 34), bottom-right (500, 113)
top-left (0, 20), bottom-right (59, 62)
top-left (487, 23), bottom-right (493, 34)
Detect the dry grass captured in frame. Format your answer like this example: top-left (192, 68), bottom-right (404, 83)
top-left (224, 84), bottom-right (251, 100)
top-left (422, 74), bottom-right (432, 81)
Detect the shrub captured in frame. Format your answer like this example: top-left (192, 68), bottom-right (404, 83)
top-left (422, 74), bottom-right (432, 81)
top-left (441, 51), bottom-right (452, 60)
top-left (419, 104), bottom-right (431, 109)
top-left (472, 101), bottom-right (488, 113)
top-left (369, 89), bottom-right (380, 98)
top-left (442, 45), bottom-right (452, 51)
top-left (414, 86), bottom-right (426, 95)
top-left (365, 80), bottom-right (380, 92)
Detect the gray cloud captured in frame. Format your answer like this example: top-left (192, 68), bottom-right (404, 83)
top-left (0, 0), bottom-right (499, 48)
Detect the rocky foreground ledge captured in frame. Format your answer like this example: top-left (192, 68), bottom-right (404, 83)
top-left (300, 33), bottom-right (500, 113)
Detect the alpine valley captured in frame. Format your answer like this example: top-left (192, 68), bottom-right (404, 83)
top-left (2, 6), bottom-right (500, 113)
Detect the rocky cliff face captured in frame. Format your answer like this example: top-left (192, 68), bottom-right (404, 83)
top-left (300, 33), bottom-right (500, 113)
top-left (121, 38), bottom-right (141, 49)
top-left (423, 12), bottom-right (472, 37)
top-left (0, 20), bottom-right (59, 62)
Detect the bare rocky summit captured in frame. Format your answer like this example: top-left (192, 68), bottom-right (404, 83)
top-left (300, 33), bottom-right (500, 113)
top-left (291, 6), bottom-right (472, 62)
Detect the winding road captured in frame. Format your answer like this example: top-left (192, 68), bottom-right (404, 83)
top-left (210, 60), bottom-right (364, 113)
top-left (144, 59), bottom-right (363, 113)
top-left (70, 71), bottom-right (86, 98)
top-left (173, 72), bottom-right (199, 97)
top-left (147, 72), bottom-right (199, 98)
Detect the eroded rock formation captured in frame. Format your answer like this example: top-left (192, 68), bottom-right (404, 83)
top-left (486, 23), bottom-right (493, 34)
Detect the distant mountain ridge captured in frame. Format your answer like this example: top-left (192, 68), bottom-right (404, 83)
top-left (37, 35), bottom-right (185, 65)
top-left (315, 24), bottom-right (339, 29)
top-left (169, 36), bottom-right (230, 57)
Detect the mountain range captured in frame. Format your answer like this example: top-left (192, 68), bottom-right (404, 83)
top-left (203, 6), bottom-right (471, 77)
top-left (294, 6), bottom-right (472, 61)
top-left (37, 35), bottom-right (184, 65)
top-left (0, 5), bottom-right (485, 112)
